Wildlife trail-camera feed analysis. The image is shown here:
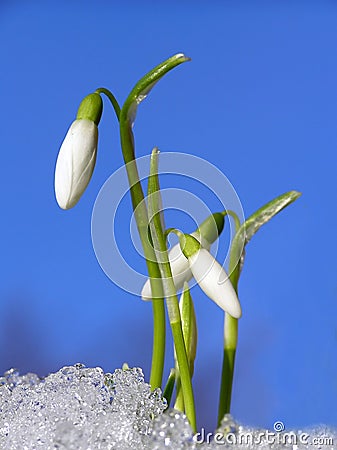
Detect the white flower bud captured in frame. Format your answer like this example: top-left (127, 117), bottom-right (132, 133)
top-left (54, 119), bottom-right (98, 210)
top-left (189, 248), bottom-right (242, 319)
top-left (141, 231), bottom-right (210, 300)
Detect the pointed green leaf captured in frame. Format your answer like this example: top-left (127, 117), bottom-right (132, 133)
top-left (229, 190), bottom-right (301, 281)
top-left (120, 53), bottom-right (190, 128)
top-left (243, 190), bottom-right (301, 243)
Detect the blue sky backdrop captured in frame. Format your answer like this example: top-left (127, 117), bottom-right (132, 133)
top-left (1, 0), bottom-right (336, 432)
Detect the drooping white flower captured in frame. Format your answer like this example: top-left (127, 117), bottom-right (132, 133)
top-left (54, 92), bottom-right (103, 210)
top-left (189, 248), bottom-right (242, 319)
top-left (141, 231), bottom-right (210, 300)
top-left (54, 119), bottom-right (98, 209)
top-left (141, 212), bottom-right (226, 300)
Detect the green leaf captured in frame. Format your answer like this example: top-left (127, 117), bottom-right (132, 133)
top-left (243, 190), bottom-right (301, 243)
top-left (120, 53), bottom-right (190, 127)
top-left (229, 190), bottom-right (301, 282)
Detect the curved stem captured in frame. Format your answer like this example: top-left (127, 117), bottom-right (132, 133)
top-left (221, 209), bottom-right (241, 235)
top-left (95, 88), bottom-right (121, 120)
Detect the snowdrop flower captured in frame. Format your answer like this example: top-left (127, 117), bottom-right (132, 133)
top-left (181, 234), bottom-right (242, 319)
top-left (141, 231), bottom-right (207, 300)
top-left (141, 212), bottom-right (225, 300)
top-left (54, 93), bottom-right (103, 210)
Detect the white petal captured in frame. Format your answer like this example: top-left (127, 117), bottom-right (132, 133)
top-left (54, 119), bottom-right (98, 209)
top-left (141, 231), bottom-right (210, 300)
top-left (141, 259), bottom-right (192, 300)
top-left (189, 249), bottom-right (242, 318)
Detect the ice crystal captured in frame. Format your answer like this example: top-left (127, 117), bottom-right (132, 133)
top-left (0, 364), bottom-right (335, 449)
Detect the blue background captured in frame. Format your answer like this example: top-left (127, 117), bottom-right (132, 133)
top-left (1, 0), bottom-right (336, 432)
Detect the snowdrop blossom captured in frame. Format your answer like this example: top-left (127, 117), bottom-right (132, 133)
top-left (55, 119), bottom-right (98, 209)
top-left (141, 231), bottom-right (210, 300)
top-left (189, 248), bottom-right (242, 318)
top-left (54, 93), bottom-right (102, 210)
top-left (141, 212), bottom-right (225, 300)
top-left (181, 233), bottom-right (241, 319)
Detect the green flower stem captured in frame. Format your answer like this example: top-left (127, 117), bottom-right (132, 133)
top-left (149, 296), bottom-right (166, 390)
top-left (95, 88), bottom-right (121, 120)
top-left (119, 103), bottom-right (167, 389)
top-left (218, 212), bottom-right (241, 426)
top-left (218, 318), bottom-right (238, 426)
top-left (171, 321), bottom-right (196, 431)
top-left (120, 132), bottom-right (166, 392)
top-left (148, 148), bottom-right (196, 432)
top-left (116, 54), bottom-right (190, 390)
top-left (98, 87), bottom-right (166, 390)
top-left (174, 283), bottom-right (197, 412)
top-left (98, 55), bottom-right (191, 394)
top-left (217, 191), bottom-right (301, 425)
top-left (222, 209), bottom-right (241, 235)
top-left (118, 54), bottom-right (190, 250)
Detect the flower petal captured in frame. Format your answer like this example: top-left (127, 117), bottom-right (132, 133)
top-left (141, 231), bottom-right (210, 300)
top-left (189, 249), bottom-right (242, 318)
top-left (55, 119), bottom-right (98, 209)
